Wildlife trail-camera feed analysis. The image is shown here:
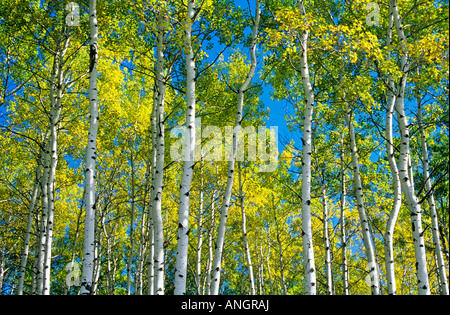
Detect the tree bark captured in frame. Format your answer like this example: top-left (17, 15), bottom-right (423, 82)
top-left (384, 1), bottom-right (402, 295)
top-left (81, 0), bottom-right (99, 295)
top-left (345, 108), bottom-right (380, 295)
top-left (391, 0), bottom-right (430, 295)
top-left (340, 136), bottom-right (350, 295)
top-left (297, 0), bottom-right (317, 295)
top-left (210, 0), bottom-right (260, 295)
top-left (17, 145), bottom-right (46, 295)
top-left (126, 142), bottom-right (136, 295)
top-left (238, 162), bottom-right (256, 295)
top-left (174, 0), bottom-right (197, 295)
top-left (418, 94), bottom-right (448, 295)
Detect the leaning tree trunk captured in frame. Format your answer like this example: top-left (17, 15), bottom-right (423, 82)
top-left (174, 0), bottom-right (197, 295)
top-left (391, 0), bottom-right (430, 295)
top-left (418, 94), bottom-right (448, 295)
top-left (17, 138), bottom-right (48, 295)
top-left (81, 0), bottom-right (99, 295)
top-left (297, 0), bottom-right (317, 295)
top-left (345, 108), bottom-right (380, 295)
top-left (210, 0), bottom-right (260, 295)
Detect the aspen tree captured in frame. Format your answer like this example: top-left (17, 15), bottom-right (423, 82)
top-left (35, 27), bottom-right (70, 294)
top-left (272, 197), bottom-right (288, 294)
top-left (238, 162), bottom-right (256, 295)
top-left (152, 8), bottom-right (167, 294)
top-left (43, 30), bottom-right (70, 295)
top-left (391, 0), bottom-right (430, 295)
top-left (126, 140), bottom-right (136, 295)
top-left (81, 0), bottom-right (99, 295)
top-left (344, 107), bottom-right (380, 295)
top-left (418, 93), bottom-right (448, 295)
top-left (340, 136), bottom-right (349, 295)
top-left (384, 1), bottom-right (402, 295)
top-left (297, 0), bottom-right (316, 294)
top-left (17, 145), bottom-right (46, 295)
top-left (195, 164), bottom-right (204, 295)
top-left (174, 0), bottom-right (197, 295)
top-left (204, 191), bottom-right (216, 295)
top-left (210, 0), bottom-right (260, 295)
top-left (320, 181), bottom-right (333, 294)
top-left (312, 146), bottom-right (333, 295)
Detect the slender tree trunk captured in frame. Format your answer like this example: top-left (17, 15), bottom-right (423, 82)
top-left (135, 195), bottom-right (148, 295)
top-left (340, 136), bottom-right (349, 295)
top-left (265, 238), bottom-right (274, 294)
top-left (196, 171), bottom-right (204, 295)
top-left (17, 148), bottom-right (45, 295)
top-left (238, 163), bottom-right (256, 295)
top-left (43, 31), bottom-right (69, 295)
top-left (81, 0), bottom-right (99, 295)
top-left (91, 223), bottom-right (101, 295)
top-left (254, 231), bottom-right (263, 295)
top-left (345, 108), bottom-right (380, 295)
top-left (384, 2), bottom-right (402, 295)
top-left (322, 186), bottom-right (333, 295)
top-left (272, 199), bottom-right (287, 295)
top-left (205, 191), bottom-right (216, 296)
top-left (391, 0), bottom-right (430, 295)
top-left (36, 49), bottom-right (59, 295)
top-left (435, 203), bottom-right (449, 265)
top-left (418, 94), bottom-right (449, 295)
top-left (126, 144), bottom-right (136, 295)
top-left (64, 190), bottom-right (85, 295)
top-left (100, 208), bottom-right (114, 295)
top-left (210, 0), bottom-right (260, 295)
top-left (36, 147), bottom-right (49, 295)
top-left (174, 0), bottom-right (197, 295)
top-left (296, 0), bottom-right (317, 295)
top-left (147, 211), bottom-right (155, 295)
top-left (150, 9), bottom-right (168, 295)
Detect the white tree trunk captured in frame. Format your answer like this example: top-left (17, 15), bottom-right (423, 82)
top-left (43, 32), bottom-right (69, 295)
top-left (210, 0), bottom-right (260, 295)
top-left (297, 0), bottom-right (317, 295)
top-left (174, 0), bottom-right (197, 295)
top-left (238, 163), bottom-right (256, 295)
top-left (313, 152), bottom-right (333, 295)
top-left (151, 10), bottom-right (167, 294)
top-left (272, 197), bottom-right (288, 294)
top-left (345, 108), bottom-right (380, 295)
top-left (340, 136), bottom-right (349, 295)
top-left (17, 144), bottom-right (46, 295)
top-left (36, 79), bottom-right (54, 295)
top-left (391, 0), bottom-right (430, 295)
top-left (126, 144), bottom-right (136, 295)
top-left (204, 191), bottom-right (216, 296)
top-left (384, 2), bottom-right (402, 295)
top-left (418, 96), bottom-right (448, 295)
top-left (147, 210), bottom-right (155, 295)
top-left (196, 172), bottom-right (204, 295)
top-left (321, 186), bottom-right (333, 295)
top-left (81, 0), bottom-right (99, 295)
